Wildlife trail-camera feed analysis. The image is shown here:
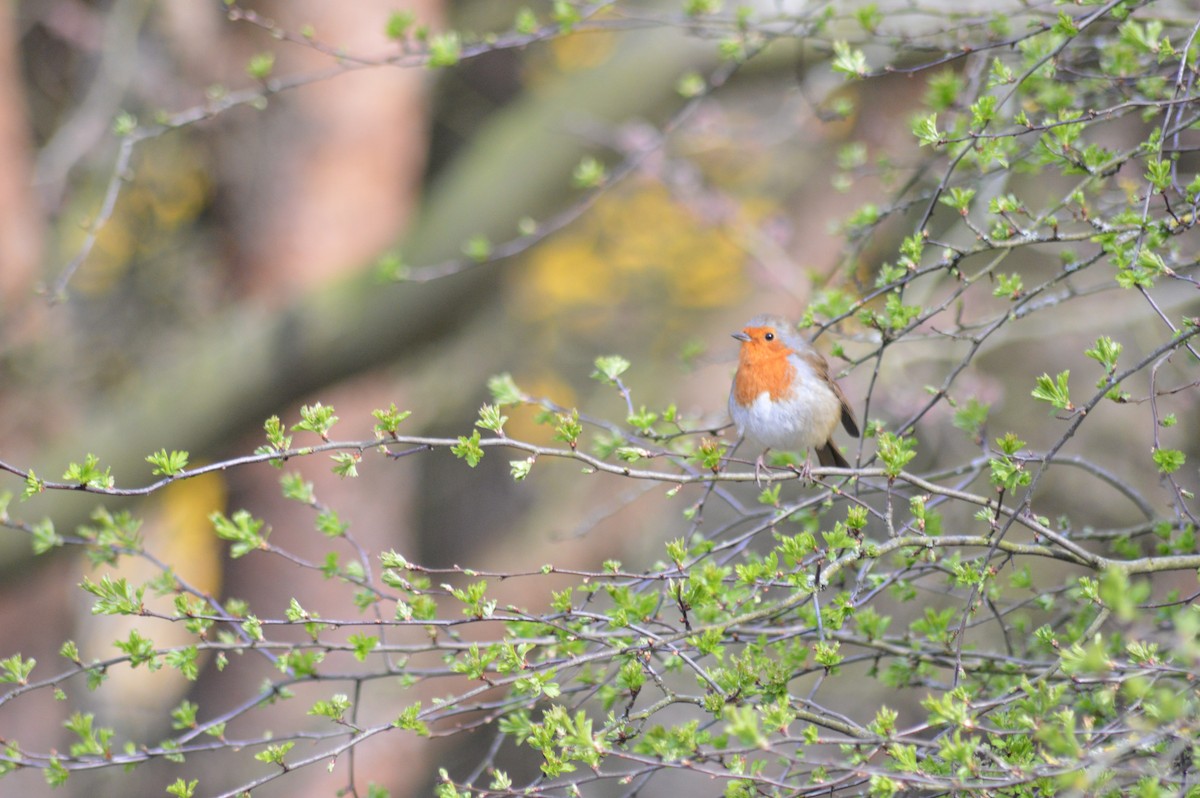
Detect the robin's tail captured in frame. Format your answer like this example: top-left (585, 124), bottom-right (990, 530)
top-left (816, 441), bottom-right (850, 469)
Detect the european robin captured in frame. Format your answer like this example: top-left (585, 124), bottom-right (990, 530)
top-left (729, 314), bottom-right (860, 482)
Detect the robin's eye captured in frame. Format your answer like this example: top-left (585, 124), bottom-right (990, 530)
top-left (764, 332), bottom-right (774, 341)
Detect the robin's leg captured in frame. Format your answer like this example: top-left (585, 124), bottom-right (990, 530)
top-left (794, 451), bottom-right (815, 484)
top-left (754, 449), bottom-right (772, 486)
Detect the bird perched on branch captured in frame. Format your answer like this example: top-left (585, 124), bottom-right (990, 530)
top-left (729, 314), bottom-right (859, 483)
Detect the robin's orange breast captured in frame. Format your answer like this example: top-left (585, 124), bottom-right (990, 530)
top-left (733, 352), bottom-right (796, 407)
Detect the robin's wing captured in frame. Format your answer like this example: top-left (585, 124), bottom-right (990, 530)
top-left (798, 349), bottom-right (859, 438)
top-left (816, 441), bottom-right (850, 468)
top-left (831, 378), bottom-right (860, 438)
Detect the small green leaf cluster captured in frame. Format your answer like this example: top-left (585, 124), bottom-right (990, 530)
top-left (210, 509), bottom-right (268, 558)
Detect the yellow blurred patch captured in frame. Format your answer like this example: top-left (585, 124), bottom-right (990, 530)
top-left (524, 9), bottom-right (618, 88)
top-left (85, 468), bottom-right (227, 598)
top-left (63, 137), bottom-right (211, 296)
top-left (549, 27), bottom-right (617, 71)
top-left (77, 469), bottom-right (227, 733)
top-left (522, 181), bottom-right (746, 316)
top-left (153, 469), bottom-right (227, 597)
top-left (526, 237), bottom-right (610, 311)
top-left (504, 374), bottom-right (578, 444)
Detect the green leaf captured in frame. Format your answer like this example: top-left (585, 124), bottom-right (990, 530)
top-left (994, 432), bottom-right (1025, 456)
top-left (939, 186), bottom-right (976, 215)
top-left (112, 111), bottom-right (137, 136)
top-left (165, 646), bottom-right (200, 680)
top-left (854, 4), bottom-right (882, 33)
top-left (509, 458), bottom-right (534, 481)
top-left (551, 0), bottom-right (581, 31)
top-left (988, 57), bottom-right (1014, 87)
top-left (21, 468), bottom-right (44, 500)
top-left (876, 432), bottom-right (917, 477)
top-left (241, 615), bottom-right (263, 642)
top-left (487, 373), bottom-right (524, 406)
top-left (307, 696), bottom-right (350, 724)
top-left (114, 629), bottom-right (155, 667)
top-left (170, 700), bottom-right (199, 730)
top-left (374, 251), bottom-right (408, 281)
top-left (445, 579), bottom-right (495, 618)
top-left (908, 496), bottom-right (941, 535)
top-left (31, 518), bottom-right (63, 555)
top-left (924, 69), bottom-right (963, 111)
top-left (855, 607), bottom-right (892, 642)
top-left (1152, 448), bottom-right (1185, 474)
top-left (676, 71), bottom-right (706, 98)
top-left (77, 507), bottom-right (144, 566)
top-left (246, 52), bottom-right (275, 81)
top-left (615, 446), bottom-right (650, 463)
top-left (553, 410), bottom-right (582, 449)
top-left (292, 402), bottom-right (338, 440)
top-left (330, 452), bottom-right (360, 478)
top-left (315, 509), bottom-right (348, 537)
top-left (992, 273), bottom-right (1024, 299)
top-left (210, 509), bottom-right (268, 558)
top-left (384, 10), bottom-right (416, 40)
top-left (514, 7), bottom-right (538, 35)
top-left (80, 575), bottom-right (145, 615)
top-left (1144, 157), bottom-right (1171, 191)
top-left (989, 453), bottom-right (1031, 492)
top-left (845, 202), bottom-right (880, 231)
top-left (626, 406), bottom-right (658, 432)
top-left (59, 640), bottom-right (80, 664)
top-left (951, 398), bottom-right (989, 438)
top-left (592, 355), bottom-right (631, 383)
top-left (688, 438), bottom-right (726, 472)
top-left (476, 404), bottom-right (508, 434)
top-left (1031, 371), bottom-right (1073, 411)
top-left (882, 293), bottom-right (921, 331)
top-left (1052, 10), bottom-right (1079, 37)
top-left (757, 483), bottom-right (781, 506)
top-left (0, 654), bottom-right (35, 684)
top-left (254, 741), bottom-right (295, 766)
top-left (45, 757), bottom-right (68, 787)
top-left (452, 430), bottom-right (485, 467)
top-left (396, 702), bottom-right (430, 735)
top-left (821, 524), bottom-right (858, 556)
top-left (146, 449), bottom-right (190, 476)
top-left (813, 640), bottom-right (843, 671)
top-left (372, 403), bottom-right (412, 438)
top-left (166, 777), bottom-right (200, 798)
top-left (461, 234), bottom-right (492, 262)
top-left (348, 634), bottom-right (378, 662)
top-left (912, 113), bottom-right (940, 147)
top-left (280, 472), bottom-right (315, 503)
top-left (831, 41), bottom-right (868, 78)
top-left (262, 415), bottom-right (292, 452)
top-left (572, 156), bottom-right (607, 189)
top-left (63, 454), bottom-right (114, 490)
top-left (1098, 568), bottom-right (1149, 622)
top-left (427, 32), bottom-right (461, 68)
top-left (970, 95), bottom-right (998, 128)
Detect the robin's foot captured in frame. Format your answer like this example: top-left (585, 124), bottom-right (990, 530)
top-left (753, 451), bottom-right (772, 486)
top-left (793, 454), bottom-right (815, 485)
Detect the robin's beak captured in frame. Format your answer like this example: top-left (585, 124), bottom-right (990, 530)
top-left (731, 331), bottom-right (751, 342)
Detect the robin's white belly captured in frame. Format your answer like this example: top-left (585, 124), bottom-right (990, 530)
top-left (729, 380), bottom-right (841, 453)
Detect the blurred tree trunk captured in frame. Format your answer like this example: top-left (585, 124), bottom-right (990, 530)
top-left (0, 3), bottom-right (44, 315)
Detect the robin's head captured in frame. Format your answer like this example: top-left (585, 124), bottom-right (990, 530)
top-left (731, 315), bottom-right (802, 361)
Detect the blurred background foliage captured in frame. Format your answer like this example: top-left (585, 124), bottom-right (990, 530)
top-left (0, 0), bottom-right (1197, 796)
